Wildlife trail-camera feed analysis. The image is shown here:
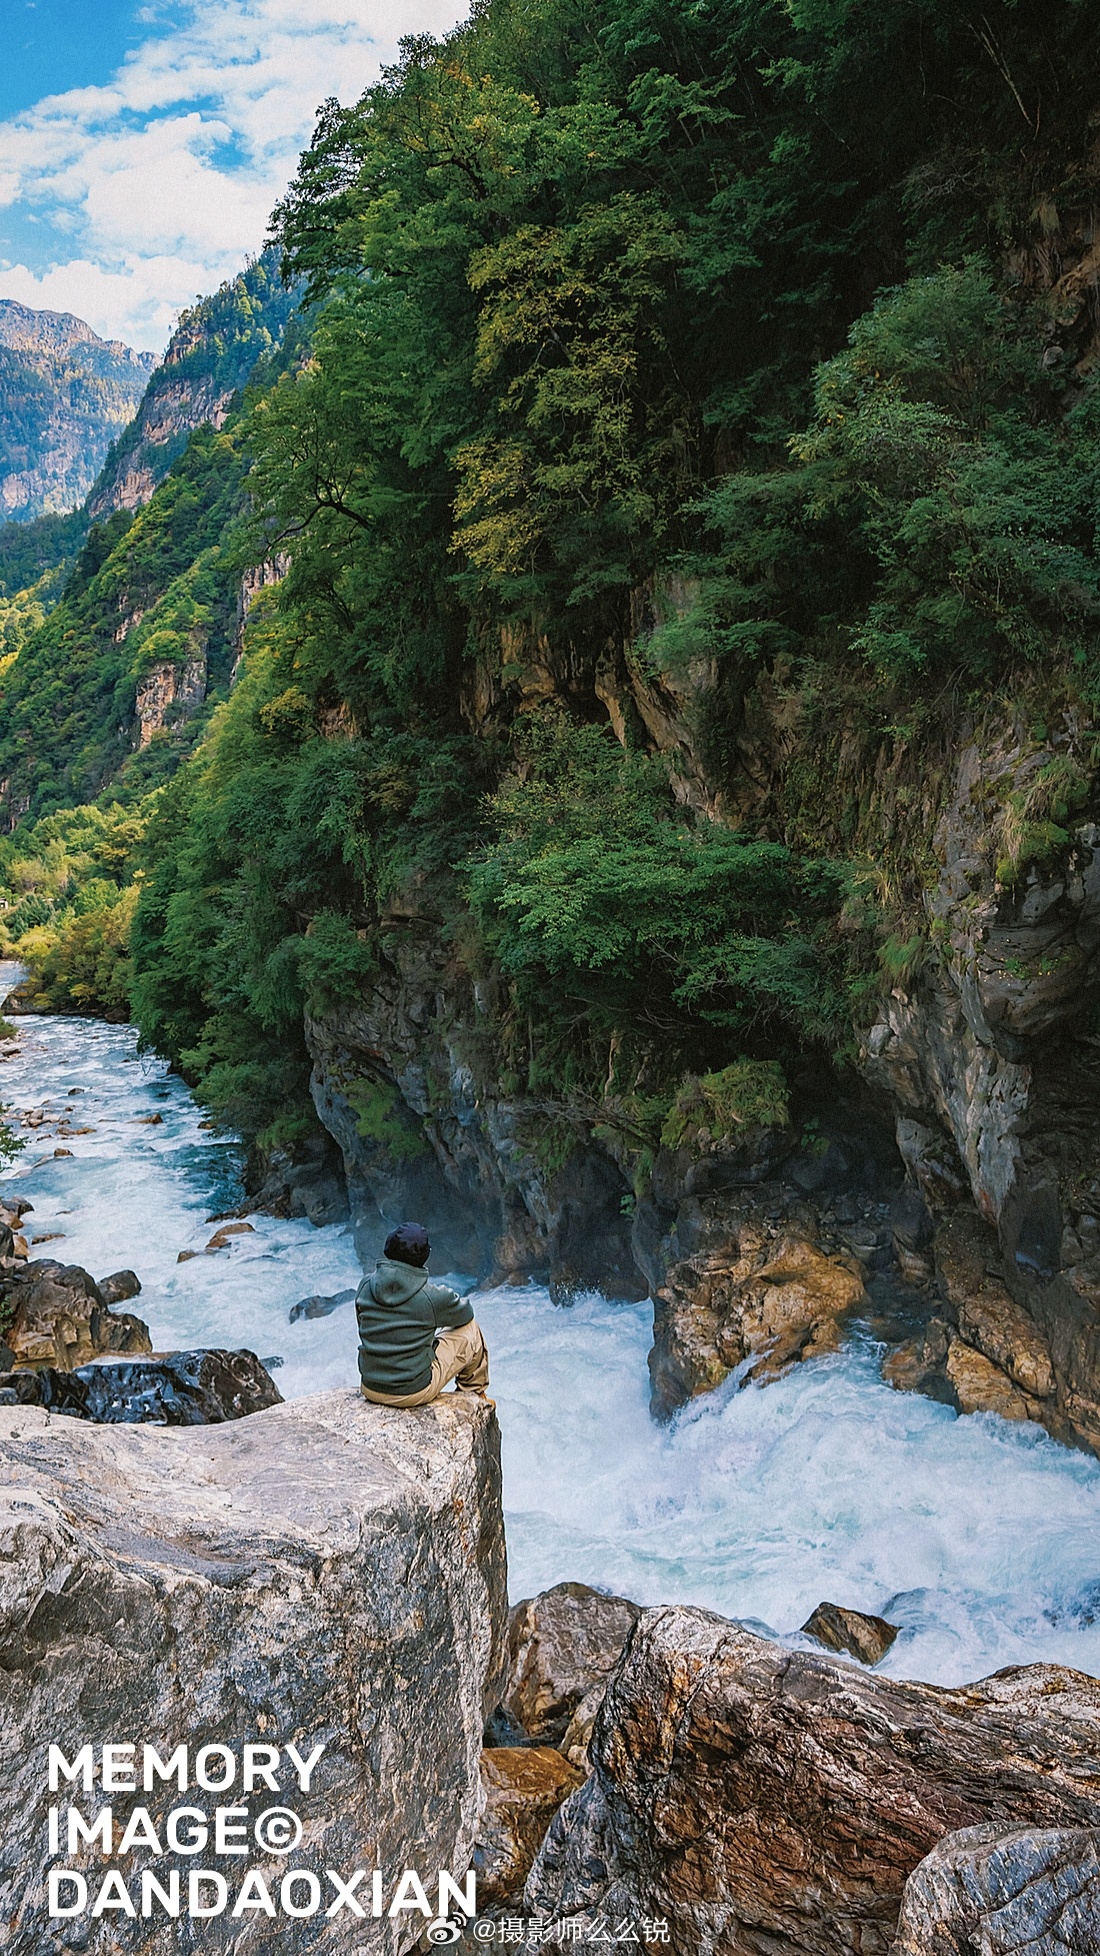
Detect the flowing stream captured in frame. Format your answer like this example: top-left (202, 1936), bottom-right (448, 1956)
top-left (4, 997), bottom-right (1100, 1690)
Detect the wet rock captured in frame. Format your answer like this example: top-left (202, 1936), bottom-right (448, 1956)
top-left (0, 1390), bottom-right (507, 1954)
top-left (944, 1337), bottom-right (1042, 1422)
top-left (98, 1268), bottom-right (141, 1305)
top-left (649, 1230), bottom-right (866, 1419)
top-left (526, 1607), bottom-right (1100, 1955)
top-left (205, 1220), bottom-right (255, 1250)
top-left (502, 1582), bottom-right (642, 1744)
top-left (837, 1221), bottom-right (893, 1269)
top-left (884, 1317), bottom-right (953, 1398)
top-left (474, 1748), bottom-right (585, 1906)
top-left (0, 1257), bottom-right (151, 1370)
top-left (801, 1600), bottom-right (900, 1665)
top-left (290, 1286), bottom-right (357, 1323)
top-left (0, 1349), bottom-right (283, 1423)
top-left (884, 1215), bottom-right (1061, 1430)
top-left (891, 1822), bottom-right (1100, 1955)
top-left (936, 1212), bottom-right (1056, 1401)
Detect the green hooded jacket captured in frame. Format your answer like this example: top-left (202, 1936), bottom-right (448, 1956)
top-left (355, 1257), bottom-right (474, 1395)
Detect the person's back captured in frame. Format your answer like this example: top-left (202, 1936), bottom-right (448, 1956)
top-left (356, 1222), bottom-right (490, 1407)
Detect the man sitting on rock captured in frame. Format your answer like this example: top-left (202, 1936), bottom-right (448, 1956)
top-left (356, 1222), bottom-right (491, 1407)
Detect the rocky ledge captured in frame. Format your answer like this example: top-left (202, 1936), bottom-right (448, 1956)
top-left (0, 1390), bottom-right (506, 1955)
top-left (526, 1605), bottom-right (1100, 1955)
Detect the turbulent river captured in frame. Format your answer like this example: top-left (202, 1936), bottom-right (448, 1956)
top-left (4, 998), bottom-right (1100, 1690)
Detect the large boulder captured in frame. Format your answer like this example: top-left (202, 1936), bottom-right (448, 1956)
top-left (650, 1229), bottom-right (866, 1419)
top-left (891, 1822), bottom-right (1100, 1955)
top-left (501, 1582), bottom-right (642, 1743)
top-left (526, 1607), bottom-right (1100, 1955)
top-left (0, 1390), bottom-right (507, 1954)
top-left (0, 1348), bottom-right (282, 1423)
top-left (0, 1257), bottom-right (151, 1370)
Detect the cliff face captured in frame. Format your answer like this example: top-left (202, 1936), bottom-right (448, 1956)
top-left (86, 252), bottom-right (297, 521)
top-left (299, 660), bottom-right (1100, 1455)
top-left (859, 720), bottom-right (1100, 1453)
top-left (0, 302), bottom-right (153, 521)
top-left (0, 1389), bottom-right (506, 1953)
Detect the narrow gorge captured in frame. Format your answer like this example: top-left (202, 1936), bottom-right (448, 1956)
top-left (1, 0), bottom-right (1099, 1947)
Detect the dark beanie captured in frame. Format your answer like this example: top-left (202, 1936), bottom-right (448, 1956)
top-left (384, 1223), bottom-right (430, 1267)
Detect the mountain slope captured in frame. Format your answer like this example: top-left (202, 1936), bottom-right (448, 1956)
top-left (0, 302), bottom-right (154, 520)
top-left (87, 252), bottom-right (298, 519)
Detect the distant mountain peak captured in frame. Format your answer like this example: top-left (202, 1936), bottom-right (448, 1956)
top-left (0, 300), bottom-right (156, 374)
top-left (0, 301), bottom-right (158, 522)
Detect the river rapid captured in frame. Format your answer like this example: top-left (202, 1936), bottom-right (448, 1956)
top-left (4, 999), bottom-right (1100, 1690)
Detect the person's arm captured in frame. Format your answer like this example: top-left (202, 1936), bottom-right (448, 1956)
top-left (426, 1280), bottom-right (474, 1332)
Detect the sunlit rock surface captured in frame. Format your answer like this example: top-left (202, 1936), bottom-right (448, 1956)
top-left (0, 1390), bottom-right (506, 1954)
top-left (526, 1606), bottom-right (1100, 1956)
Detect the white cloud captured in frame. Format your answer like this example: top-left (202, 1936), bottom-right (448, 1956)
top-left (0, 0), bottom-right (466, 351)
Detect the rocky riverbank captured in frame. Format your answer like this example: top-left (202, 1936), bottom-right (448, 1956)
top-left (299, 810), bottom-right (1100, 1462)
top-left (5, 1371), bottom-right (1099, 1956)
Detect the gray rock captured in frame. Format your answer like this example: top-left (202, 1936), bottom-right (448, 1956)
top-left (98, 1268), bottom-right (142, 1305)
top-left (289, 1287), bottom-right (357, 1323)
top-left (0, 1389), bottom-right (507, 1953)
top-left (0, 1349), bottom-right (283, 1424)
top-left (891, 1822), bottom-right (1100, 1954)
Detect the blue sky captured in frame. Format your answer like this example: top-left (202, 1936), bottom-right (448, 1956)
top-left (0, 0), bottom-right (464, 352)
top-left (0, 3), bottom-right (154, 122)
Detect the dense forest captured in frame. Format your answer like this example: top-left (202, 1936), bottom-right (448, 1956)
top-left (0, 0), bottom-right (1097, 1211)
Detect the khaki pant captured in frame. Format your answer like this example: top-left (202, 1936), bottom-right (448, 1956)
top-left (359, 1318), bottom-right (490, 1407)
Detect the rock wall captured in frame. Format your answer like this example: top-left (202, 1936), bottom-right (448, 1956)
top-left (861, 727), bottom-right (1100, 1453)
top-left (307, 981), bottom-right (641, 1291)
top-left (0, 300), bottom-right (153, 520)
top-left (134, 650), bottom-right (207, 747)
top-left (0, 1390), bottom-right (507, 1953)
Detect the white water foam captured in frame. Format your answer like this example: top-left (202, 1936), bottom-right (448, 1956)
top-left (3, 999), bottom-right (1100, 1687)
